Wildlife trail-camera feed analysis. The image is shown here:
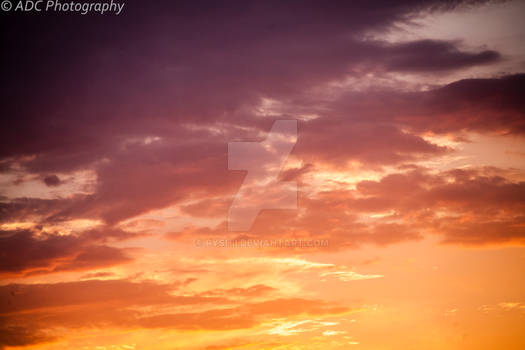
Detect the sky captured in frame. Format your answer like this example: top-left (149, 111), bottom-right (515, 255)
top-left (0, 0), bottom-right (525, 349)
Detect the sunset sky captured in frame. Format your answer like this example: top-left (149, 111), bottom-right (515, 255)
top-left (1, 1), bottom-right (525, 349)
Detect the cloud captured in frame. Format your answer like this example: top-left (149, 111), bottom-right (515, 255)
top-left (0, 279), bottom-right (214, 315)
top-left (0, 325), bottom-right (56, 349)
top-left (0, 1), bottom-right (505, 170)
top-left (199, 284), bottom-right (276, 298)
top-left (0, 227), bottom-right (137, 275)
top-left (0, 278), bottom-right (350, 347)
top-left (326, 74), bottom-right (525, 136)
top-left (319, 271), bottom-right (383, 282)
top-left (355, 167), bottom-right (525, 245)
top-left (0, 1), bottom-right (517, 234)
top-left (42, 174), bottom-right (61, 187)
top-left (80, 271), bottom-right (116, 279)
top-left (171, 166), bottom-right (525, 248)
top-left (378, 39), bottom-right (500, 72)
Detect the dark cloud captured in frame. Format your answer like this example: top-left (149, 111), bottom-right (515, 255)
top-left (0, 325), bottom-right (56, 348)
top-left (296, 123), bottom-right (451, 167)
top-left (42, 174), bottom-right (60, 187)
top-left (0, 0), bottom-right (503, 165)
top-left (0, 228), bottom-right (136, 275)
top-left (380, 39), bottom-right (500, 72)
top-left (80, 271), bottom-right (116, 279)
top-left (327, 74), bottom-right (525, 136)
top-left (0, 1), bottom-right (522, 257)
top-left (0, 279), bottom-right (186, 314)
top-left (417, 74), bottom-right (525, 134)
